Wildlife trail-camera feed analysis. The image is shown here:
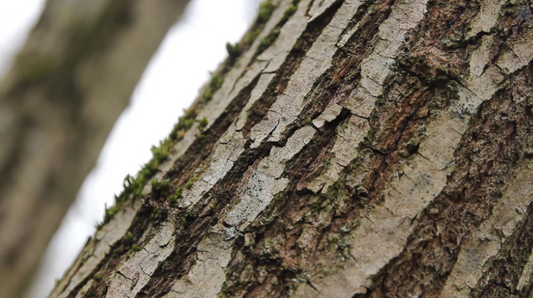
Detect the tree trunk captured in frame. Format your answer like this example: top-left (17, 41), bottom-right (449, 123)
top-left (49, 0), bottom-right (533, 297)
top-left (0, 1), bottom-right (190, 297)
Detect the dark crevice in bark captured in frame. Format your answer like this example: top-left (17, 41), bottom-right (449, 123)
top-left (304, 0), bottom-right (316, 17)
top-left (287, 0), bottom-right (395, 186)
top-left (336, 1), bottom-right (371, 43)
top-left (290, 2), bottom-right (376, 130)
top-left (336, 0), bottom-right (395, 57)
top-left (241, 0), bottom-right (344, 139)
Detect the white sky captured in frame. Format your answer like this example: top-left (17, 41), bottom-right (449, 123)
top-left (0, 0), bottom-right (259, 297)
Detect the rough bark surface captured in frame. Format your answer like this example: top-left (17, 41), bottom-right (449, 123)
top-left (48, 0), bottom-right (533, 297)
top-left (0, 1), bottom-right (190, 297)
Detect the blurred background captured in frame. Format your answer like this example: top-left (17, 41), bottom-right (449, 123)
top-left (0, 0), bottom-right (260, 297)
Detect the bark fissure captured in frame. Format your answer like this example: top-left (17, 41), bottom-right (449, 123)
top-left (241, 0), bottom-right (344, 139)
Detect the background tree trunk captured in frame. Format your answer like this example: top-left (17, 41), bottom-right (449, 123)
top-left (0, 1), bottom-right (190, 297)
top-left (31, 0), bottom-right (533, 297)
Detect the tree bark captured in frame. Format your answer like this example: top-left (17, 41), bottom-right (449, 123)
top-left (0, 1), bottom-right (190, 297)
top-left (47, 0), bottom-right (533, 297)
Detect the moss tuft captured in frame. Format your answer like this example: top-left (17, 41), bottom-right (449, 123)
top-left (199, 116), bottom-right (209, 129)
top-left (101, 202), bottom-right (122, 227)
top-left (151, 179), bottom-right (170, 195)
top-left (125, 232), bottom-right (134, 243)
top-left (226, 42), bottom-right (240, 59)
top-left (185, 178), bottom-right (196, 190)
top-left (203, 73), bottom-right (225, 102)
top-left (244, 28), bottom-right (262, 46)
top-left (255, 0), bottom-right (299, 57)
top-left (281, 2), bottom-right (298, 23)
top-left (169, 187), bottom-right (183, 205)
top-left (258, 0), bottom-right (275, 23)
top-left (256, 28), bottom-right (281, 56)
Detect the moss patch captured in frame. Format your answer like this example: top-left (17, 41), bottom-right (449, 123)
top-left (255, 0), bottom-right (300, 57)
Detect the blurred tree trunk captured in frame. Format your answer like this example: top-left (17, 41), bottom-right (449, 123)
top-left (0, 0), bottom-right (190, 297)
top-left (10, 0), bottom-right (533, 297)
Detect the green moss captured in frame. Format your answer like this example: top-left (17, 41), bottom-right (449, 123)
top-left (203, 73), bottom-right (224, 102)
top-left (151, 139), bottom-right (173, 164)
top-left (199, 116), bottom-right (208, 129)
top-left (131, 244), bottom-right (142, 252)
top-left (244, 28), bottom-right (262, 46)
top-left (93, 273), bottom-right (102, 281)
top-left (281, 1), bottom-right (299, 23)
top-left (184, 107), bottom-right (198, 119)
top-left (175, 187), bottom-right (183, 197)
top-left (256, 28), bottom-right (281, 56)
top-left (94, 220), bottom-right (104, 230)
top-left (273, 191), bottom-right (286, 201)
top-left (226, 42), bottom-right (240, 59)
top-left (197, 133), bottom-right (210, 144)
top-left (304, 118), bottom-right (312, 125)
top-left (328, 182), bottom-right (344, 199)
top-left (258, 0), bottom-right (275, 23)
top-left (149, 207), bottom-right (168, 225)
top-left (110, 136), bottom-right (174, 207)
top-left (185, 177), bottom-right (198, 190)
top-left (176, 117), bottom-right (195, 131)
top-left (151, 179), bottom-right (170, 195)
top-left (210, 74), bottom-right (224, 90)
top-left (179, 209), bottom-right (197, 229)
top-left (339, 123), bottom-right (348, 132)
top-left (185, 181), bottom-right (193, 189)
top-left (114, 137), bottom-right (176, 204)
top-left (255, 0), bottom-right (299, 57)
top-left (103, 202), bottom-right (122, 225)
top-left (309, 198), bottom-right (325, 214)
top-left (169, 187), bottom-right (183, 205)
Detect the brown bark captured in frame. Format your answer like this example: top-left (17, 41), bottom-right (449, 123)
top-left (0, 1), bottom-right (190, 297)
top-left (25, 0), bottom-right (533, 297)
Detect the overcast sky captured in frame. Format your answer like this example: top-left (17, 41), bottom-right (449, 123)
top-left (0, 0), bottom-right (259, 297)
